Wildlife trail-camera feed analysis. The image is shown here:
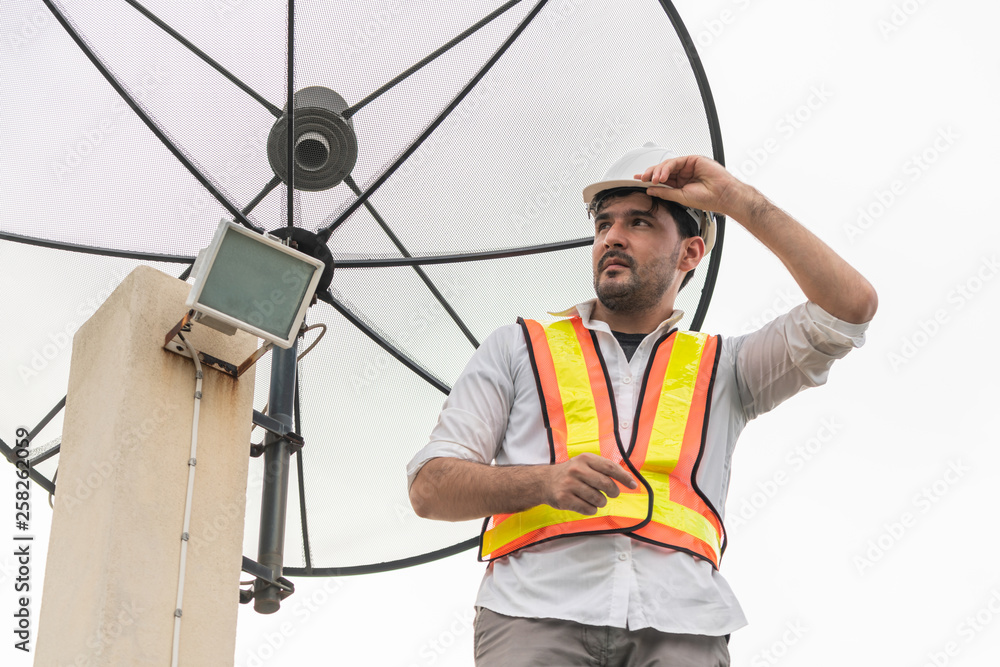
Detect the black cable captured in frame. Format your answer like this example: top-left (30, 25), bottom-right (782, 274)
top-left (293, 371), bottom-right (313, 571)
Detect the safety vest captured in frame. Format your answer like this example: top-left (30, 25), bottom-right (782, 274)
top-left (479, 316), bottom-right (727, 568)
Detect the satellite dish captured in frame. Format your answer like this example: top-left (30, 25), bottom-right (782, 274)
top-left (1, 0), bottom-right (725, 606)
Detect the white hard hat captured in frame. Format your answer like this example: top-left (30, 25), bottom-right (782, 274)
top-left (582, 143), bottom-right (717, 254)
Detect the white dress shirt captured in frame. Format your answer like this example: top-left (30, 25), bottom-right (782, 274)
top-left (407, 300), bottom-right (869, 635)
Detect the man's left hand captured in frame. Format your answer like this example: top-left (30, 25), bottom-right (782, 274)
top-left (637, 155), bottom-right (878, 324)
top-left (636, 154), bottom-right (751, 220)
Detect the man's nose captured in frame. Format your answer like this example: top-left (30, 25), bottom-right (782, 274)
top-left (603, 221), bottom-right (627, 247)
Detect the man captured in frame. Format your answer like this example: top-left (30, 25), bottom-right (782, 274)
top-left (406, 145), bottom-right (877, 666)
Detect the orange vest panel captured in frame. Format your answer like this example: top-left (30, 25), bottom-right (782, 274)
top-left (479, 316), bottom-right (726, 568)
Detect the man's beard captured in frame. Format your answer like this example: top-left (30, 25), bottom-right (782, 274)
top-left (593, 244), bottom-right (680, 313)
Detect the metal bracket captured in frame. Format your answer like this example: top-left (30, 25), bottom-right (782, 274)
top-left (239, 556), bottom-right (294, 605)
top-left (252, 410), bottom-right (291, 438)
top-left (250, 410), bottom-right (304, 457)
top-left (163, 310), bottom-right (274, 378)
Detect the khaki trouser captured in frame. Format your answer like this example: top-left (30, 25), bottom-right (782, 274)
top-left (474, 608), bottom-right (730, 667)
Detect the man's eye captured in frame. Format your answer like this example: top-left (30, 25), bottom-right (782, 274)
top-left (596, 222), bottom-right (611, 231)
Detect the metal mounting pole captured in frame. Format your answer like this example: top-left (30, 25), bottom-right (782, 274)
top-left (254, 0), bottom-right (297, 615)
top-left (253, 340), bottom-right (297, 613)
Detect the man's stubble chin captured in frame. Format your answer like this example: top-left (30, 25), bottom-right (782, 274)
top-left (593, 246), bottom-right (679, 313)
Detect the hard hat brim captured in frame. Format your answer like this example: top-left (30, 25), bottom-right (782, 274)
top-left (582, 178), bottom-right (717, 254)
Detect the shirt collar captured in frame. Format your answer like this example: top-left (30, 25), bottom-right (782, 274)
top-left (548, 299), bottom-right (685, 336)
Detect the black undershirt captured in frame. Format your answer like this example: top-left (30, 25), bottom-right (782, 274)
top-left (611, 330), bottom-right (647, 362)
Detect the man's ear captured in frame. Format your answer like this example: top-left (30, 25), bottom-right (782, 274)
top-left (678, 235), bottom-right (705, 272)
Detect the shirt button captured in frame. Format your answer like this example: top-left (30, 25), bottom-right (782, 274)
top-left (621, 420), bottom-right (631, 430)
top-left (618, 553), bottom-right (629, 562)
top-left (623, 376), bottom-right (632, 384)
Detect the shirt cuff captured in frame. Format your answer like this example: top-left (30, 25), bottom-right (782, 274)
top-left (406, 439), bottom-right (489, 491)
top-left (802, 300), bottom-right (869, 352)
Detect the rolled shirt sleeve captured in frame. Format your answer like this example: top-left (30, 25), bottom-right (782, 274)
top-left (405, 324), bottom-right (521, 489)
top-left (734, 300), bottom-right (870, 421)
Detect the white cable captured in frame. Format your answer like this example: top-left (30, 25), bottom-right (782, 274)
top-left (48, 469), bottom-right (57, 509)
top-left (172, 336), bottom-right (203, 667)
top-left (296, 322), bottom-right (327, 361)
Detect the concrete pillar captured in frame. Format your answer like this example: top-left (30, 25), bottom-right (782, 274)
top-left (35, 266), bottom-right (257, 666)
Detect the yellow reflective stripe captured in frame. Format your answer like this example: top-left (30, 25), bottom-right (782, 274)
top-left (484, 324), bottom-right (721, 561)
top-left (645, 475), bottom-right (721, 558)
top-left (481, 491), bottom-right (650, 556)
top-left (544, 320), bottom-right (601, 458)
top-left (643, 332), bottom-right (706, 476)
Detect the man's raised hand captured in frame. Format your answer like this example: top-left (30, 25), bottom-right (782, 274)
top-left (636, 155), bottom-right (878, 324)
top-left (635, 154), bottom-right (751, 221)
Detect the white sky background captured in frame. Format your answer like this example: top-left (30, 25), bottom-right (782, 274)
top-left (2, 0), bottom-right (1000, 665)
